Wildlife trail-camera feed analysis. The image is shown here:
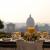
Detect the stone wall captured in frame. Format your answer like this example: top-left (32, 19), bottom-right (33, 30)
top-left (43, 48), bottom-right (50, 50)
top-left (0, 48), bottom-right (16, 50)
top-left (16, 40), bottom-right (44, 50)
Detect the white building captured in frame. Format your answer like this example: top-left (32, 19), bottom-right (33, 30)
top-left (5, 23), bottom-right (15, 33)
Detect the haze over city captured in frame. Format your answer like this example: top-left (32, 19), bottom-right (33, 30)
top-left (0, 0), bottom-right (50, 23)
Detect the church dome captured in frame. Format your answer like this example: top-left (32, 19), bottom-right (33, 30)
top-left (26, 14), bottom-right (35, 27)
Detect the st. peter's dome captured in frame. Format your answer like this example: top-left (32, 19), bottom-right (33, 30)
top-left (26, 14), bottom-right (35, 27)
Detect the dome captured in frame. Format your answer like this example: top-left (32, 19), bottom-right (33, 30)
top-left (26, 14), bottom-right (35, 27)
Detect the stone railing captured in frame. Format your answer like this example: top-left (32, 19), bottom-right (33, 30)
top-left (0, 39), bottom-right (50, 50)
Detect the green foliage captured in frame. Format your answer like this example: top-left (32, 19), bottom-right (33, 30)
top-left (0, 32), bottom-right (11, 38)
top-left (0, 20), bottom-right (4, 29)
top-left (23, 35), bottom-right (28, 40)
top-left (23, 33), bottom-right (38, 41)
top-left (32, 34), bottom-right (38, 41)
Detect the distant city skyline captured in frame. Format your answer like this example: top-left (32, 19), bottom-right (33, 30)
top-left (0, 0), bottom-right (50, 23)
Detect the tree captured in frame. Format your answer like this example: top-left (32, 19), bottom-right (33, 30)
top-left (0, 20), bottom-right (4, 29)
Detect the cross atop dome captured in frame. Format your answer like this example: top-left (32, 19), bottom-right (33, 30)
top-left (29, 14), bottom-right (31, 17)
top-left (29, 14), bottom-right (33, 20)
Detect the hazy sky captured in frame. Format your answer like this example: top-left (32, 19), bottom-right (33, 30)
top-left (0, 0), bottom-right (50, 23)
